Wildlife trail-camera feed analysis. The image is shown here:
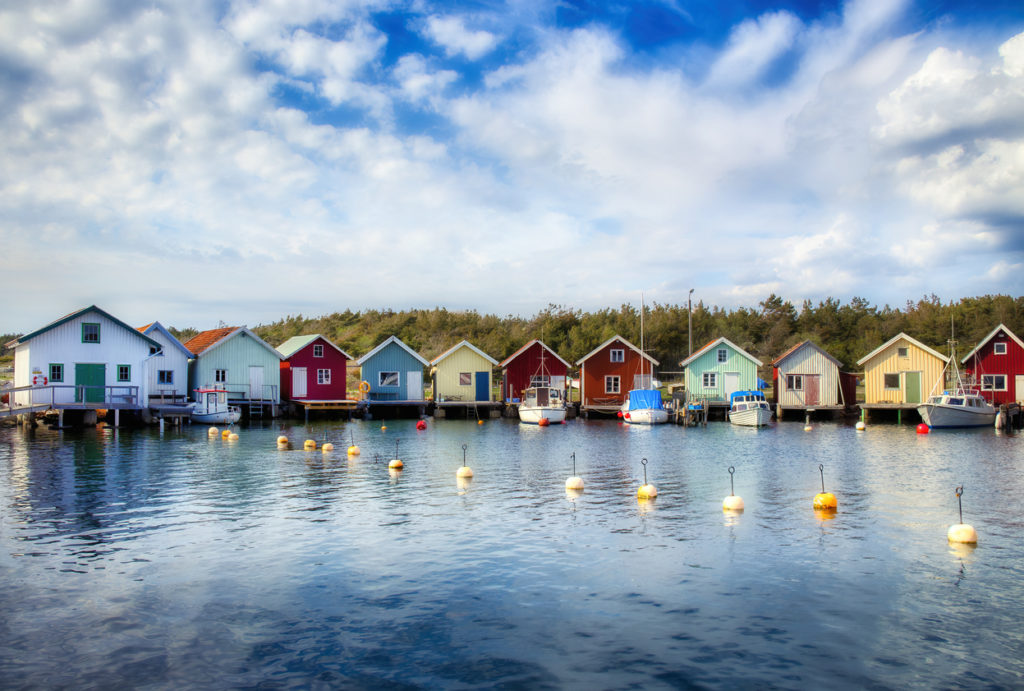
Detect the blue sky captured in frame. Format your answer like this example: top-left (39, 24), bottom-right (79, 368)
top-left (1, 0), bottom-right (1023, 333)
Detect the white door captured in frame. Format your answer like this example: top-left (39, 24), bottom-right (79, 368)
top-left (724, 372), bottom-right (740, 397)
top-left (292, 367), bottom-right (307, 398)
top-left (1016, 375), bottom-right (1024, 402)
top-left (249, 366), bottom-right (264, 400)
top-left (407, 370), bottom-right (422, 400)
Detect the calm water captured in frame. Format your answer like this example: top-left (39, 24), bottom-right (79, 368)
top-left (1, 417), bottom-right (1022, 689)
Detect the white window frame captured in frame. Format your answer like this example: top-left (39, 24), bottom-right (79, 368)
top-left (702, 372), bottom-right (717, 388)
top-left (883, 373), bottom-right (900, 389)
top-left (610, 349), bottom-right (624, 363)
top-left (317, 368), bottom-right (331, 385)
top-left (717, 349), bottom-right (727, 363)
top-left (994, 342), bottom-right (1007, 355)
top-left (215, 369), bottom-right (227, 383)
top-left (157, 370), bottom-right (173, 385)
top-left (313, 344), bottom-right (324, 358)
top-left (786, 374), bottom-right (803, 391)
top-left (604, 375), bottom-right (620, 394)
top-left (982, 374), bottom-right (1007, 391)
top-left (379, 371), bottom-right (399, 387)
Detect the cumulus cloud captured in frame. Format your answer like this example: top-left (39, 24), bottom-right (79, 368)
top-left (422, 15), bottom-right (499, 60)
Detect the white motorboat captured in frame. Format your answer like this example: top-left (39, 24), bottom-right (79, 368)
top-left (728, 390), bottom-right (773, 426)
top-left (518, 385), bottom-right (567, 424)
top-left (917, 332), bottom-right (995, 429)
top-left (191, 387), bottom-right (242, 424)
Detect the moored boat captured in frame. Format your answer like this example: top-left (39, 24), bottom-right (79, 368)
top-left (621, 389), bottom-right (668, 424)
top-left (917, 331), bottom-right (995, 429)
top-left (728, 390), bottom-right (773, 427)
top-left (518, 385), bottom-right (567, 424)
top-left (191, 387), bottom-right (242, 424)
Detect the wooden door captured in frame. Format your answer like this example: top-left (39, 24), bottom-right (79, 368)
top-left (75, 363), bottom-right (106, 403)
top-left (292, 367), bottom-right (307, 398)
top-left (407, 370), bottom-right (422, 400)
top-left (805, 375), bottom-right (820, 405)
top-left (475, 372), bottom-right (489, 401)
top-left (1016, 375), bottom-right (1024, 403)
top-left (723, 372), bottom-right (740, 398)
top-left (249, 366), bottom-right (264, 400)
top-left (905, 371), bottom-right (922, 404)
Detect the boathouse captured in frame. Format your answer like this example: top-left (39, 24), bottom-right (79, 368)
top-left (499, 339), bottom-right (570, 402)
top-left (679, 337), bottom-right (762, 407)
top-left (7, 305), bottom-right (161, 415)
top-left (137, 321), bottom-right (192, 405)
top-left (431, 340), bottom-right (498, 402)
top-left (183, 327), bottom-right (282, 415)
top-left (277, 334), bottom-right (353, 402)
top-left (960, 323), bottom-right (1024, 406)
top-left (576, 335), bottom-right (658, 414)
top-left (856, 333), bottom-right (947, 410)
top-left (356, 336), bottom-right (428, 402)
top-left (771, 340), bottom-right (850, 416)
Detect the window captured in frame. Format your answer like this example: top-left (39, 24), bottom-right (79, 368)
top-left (786, 374), bottom-right (803, 391)
top-left (717, 349), bottom-right (728, 363)
top-left (530, 375), bottom-right (550, 387)
top-left (215, 369), bottom-right (227, 383)
top-left (884, 373), bottom-right (900, 389)
top-left (897, 347), bottom-right (909, 358)
top-left (702, 372), bottom-right (717, 388)
top-left (49, 363), bottom-right (63, 382)
top-left (610, 349), bottom-right (624, 363)
top-left (379, 371), bottom-right (399, 387)
top-left (82, 323), bottom-right (100, 343)
top-left (982, 374), bottom-right (1007, 391)
top-left (317, 369), bottom-right (331, 385)
top-left (158, 370), bottom-right (173, 385)
top-left (994, 342), bottom-right (1007, 355)
top-left (117, 364), bottom-right (131, 382)
top-left (150, 346), bottom-right (159, 355)
top-left (604, 375), bottom-right (620, 394)
top-left (459, 372), bottom-right (473, 386)
top-left (313, 344), bottom-right (324, 358)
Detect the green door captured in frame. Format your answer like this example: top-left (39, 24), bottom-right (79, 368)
top-left (904, 371), bottom-right (921, 404)
top-left (75, 364), bottom-right (106, 403)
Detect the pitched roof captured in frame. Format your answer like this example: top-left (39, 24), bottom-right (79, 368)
top-left (856, 332), bottom-right (948, 367)
top-left (6, 305), bottom-right (161, 350)
top-left (276, 334), bottom-right (352, 360)
top-left (679, 336), bottom-right (762, 367)
top-left (356, 335), bottom-right (429, 367)
top-left (960, 323), bottom-right (1024, 364)
top-left (183, 326), bottom-right (282, 360)
top-left (139, 321), bottom-right (194, 358)
top-left (575, 334), bottom-right (659, 367)
top-left (499, 339), bottom-right (570, 369)
top-left (772, 340), bottom-right (843, 368)
top-left (430, 340), bottom-right (498, 366)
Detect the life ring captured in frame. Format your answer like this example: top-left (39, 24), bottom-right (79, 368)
top-left (358, 380), bottom-right (370, 394)
top-left (32, 375), bottom-right (48, 386)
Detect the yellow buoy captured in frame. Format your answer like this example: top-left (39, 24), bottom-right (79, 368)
top-left (855, 420), bottom-right (866, 431)
top-left (389, 459), bottom-right (403, 470)
top-left (221, 429), bottom-right (231, 439)
top-left (322, 442), bottom-right (334, 452)
top-left (347, 445), bottom-right (361, 456)
top-left (304, 439), bottom-right (316, 450)
top-left (477, 419), bottom-right (484, 425)
top-left (565, 476), bottom-right (584, 491)
top-left (228, 432), bottom-right (239, 441)
top-left (276, 435), bottom-right (288, 445)
top-left (457, 465), bottom-right (473, 478)
top-left (381, 425), bottom-right (387, 432)
top-left (208, 426), bottom-right (219, 436)
top-left (804, 425), bottom-right (813, 432)
top-left (813, 492), bottom-right (838, 510)
top-left (637, 458), bottom-right (656, 498)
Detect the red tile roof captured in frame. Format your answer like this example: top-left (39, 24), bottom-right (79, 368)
top-left (183, 327), bottom-right (237, 355)
top-left (137, 322), bottom-right (154, 333)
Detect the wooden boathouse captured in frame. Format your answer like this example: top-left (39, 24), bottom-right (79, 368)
top-left (960, 323), bottom-right (1024, 407)
top-left (356, 336), bottom-right (429, 419)
top-left (679, 337), bottom-right (762, 413)
top-left (856, 332), bottom-right (947, 423)
top-left (576, 335), bottom-right (657, 416)
top-left (771, 340), bottom-right (853, 419)
top-left (430, 340), bottom-right (502, 419)
top-left (277, 334), bottom-right (359, 418)
top-left (184, 327), bottom-right (282, 418)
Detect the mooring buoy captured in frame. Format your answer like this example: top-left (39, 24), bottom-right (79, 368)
top-left (637, 458), bottom-right (657, 499)
top-left (565, 452), bottom-right (584, 491)
top-left (723, 466), bottom-right (744, 512)
top-left (813, 463), bottom-right (837, 511)
top-left (947, 485), bottom-right (978, 544)
top-left (457, 443), bottom-right (473, 478)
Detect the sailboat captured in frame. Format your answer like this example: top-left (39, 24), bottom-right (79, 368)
top-left (917, 324), bottom-right (996, 429)
top-left (517, 345), bottom-right (567, 425)
top-left (620, 296), bottom-right (668, 425)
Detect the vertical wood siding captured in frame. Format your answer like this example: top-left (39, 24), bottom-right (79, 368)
top-left (435, 346), bottom-right (493, 401)
top-left (862, 337), bottom-right (945, 404)
top-left (775, 344), bottom-right (841, 406)
top-left (281, 337), bottom-right (349, 401)
top-left (580, 339), bottom-right (646, 406)
top-left (360, 344), bottom-right (425, 401)
top-left (191, 332), bottom-right (281, 401)
top-left (503, 342), bottom-right (568, 402)
top-left (962, 329), bottom-right (1024, 405)
top-left (684, 344), bottom-right (758, 402)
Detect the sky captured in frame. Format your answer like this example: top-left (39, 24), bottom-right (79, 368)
top-left (1, 0), bottom-right (1023, 333)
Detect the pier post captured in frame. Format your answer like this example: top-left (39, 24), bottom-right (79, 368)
top-left (897, 409), bottom-right (901, 425)
top-left (114, 409), bottom-right (120, 428)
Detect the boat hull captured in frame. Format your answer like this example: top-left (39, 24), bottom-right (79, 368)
top-left (518, 405), bottom-right (567, 424)
top-left (917, 404), bottom-right (995, 428)
top-left (622, 408), bottom-right (668, 425)
top-left (192, 408), bottom-right (242, 424)
top-left (729, 407), bottom-right (773, 427)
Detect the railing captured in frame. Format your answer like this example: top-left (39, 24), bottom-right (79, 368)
top-left (1, 384), bottom-right (140, 417)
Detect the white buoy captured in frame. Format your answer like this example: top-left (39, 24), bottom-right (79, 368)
top-left (276, 435), bottom-right (288, 445)
top-left (722, 466), bottom-right (743, 512)
top-left (565, 452), bottom-right (584, 491)
top-left (228, 432), bottom-right (239, 441)
top-left (637, 458), bottom-right (657, 499)
top-left (804, 425), bottom-right (813, 432)
top-left (208, 426), bottom-right (219, 436)
top-left (322, 442), bottom-right (334, 452)
top-left (457, 443), bottom-right (473, 478)
top-left (389, 459), bottom-right (403, 469)
top-left (948, 486), bottom-right (977, 544)
top-left (855, 420), bottom-right (866, 431)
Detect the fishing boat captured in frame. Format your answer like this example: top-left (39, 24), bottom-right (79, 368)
top-left (917, 330), bottom-right (996, 428)
top-left (620, 295), bottom-right (667, 425)
top-left (191, 387), bottom-right (242, 424)
top-left (728, 390), bottom-right (773, 427)
top-left (518, 385), bottom-right (567, 424)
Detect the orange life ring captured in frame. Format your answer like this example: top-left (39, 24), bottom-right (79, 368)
top-left (358, 380), bottom-right (370, 393)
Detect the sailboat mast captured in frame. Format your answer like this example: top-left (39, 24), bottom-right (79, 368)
top-left (640, 294), bottom-right (646, 384)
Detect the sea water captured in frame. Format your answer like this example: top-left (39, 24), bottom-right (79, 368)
top-left (1, 418), bottom-right (1022, 689)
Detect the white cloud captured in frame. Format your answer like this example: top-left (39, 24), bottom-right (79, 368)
top-left (705, 11), bottom-right (801, 89)
top-left (422, 15), bottom-right (498, 60)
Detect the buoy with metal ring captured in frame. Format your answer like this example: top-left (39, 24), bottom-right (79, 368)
top-left (456, 443), bottom-right (473, 478)
top-left (855, 421), bottom-right (866, 431)
top-left (221, 429), bottom-right (231, 439)
top-left (347, 430), bottom-right (360, 456)
top-left (637, 458), bottom-right (657, 499)
top-left (565, 451), bottom-right (584, 491)
top-left (208, 426), bottom-right (219, 436)
top-left (722, 466), bottom-right (744, 512)
top-left (388, 439), bottom-right (403, 469)
top-left (277, 435), bottom-right (288, 445)
top-left (304, 439), bottom-right (316, 450)
top-left (813, 463), bottom-right (838, 511)
top-left (917, 423), bottom-right (930, 434)
top-left (947, 485), bottom-right (978, 544)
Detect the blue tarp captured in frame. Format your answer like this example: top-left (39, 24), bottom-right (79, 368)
top-left (730, 390), bottom-right (765, 402)
top-left (627, 389), bottom-right (663, 410)
top-left (757, 378), bottom-right (768, 390)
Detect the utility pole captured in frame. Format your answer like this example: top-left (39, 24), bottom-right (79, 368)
top-left (688, 288), bottom-right (694, 356)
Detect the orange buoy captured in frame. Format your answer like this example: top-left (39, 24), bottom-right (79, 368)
top-left (538, 417), bottom-right (550, 427)
top-left (813, 464), bottom-right (838, 511)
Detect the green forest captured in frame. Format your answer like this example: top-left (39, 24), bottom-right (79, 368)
top-left (241, 294), bottom-right (1022, 376)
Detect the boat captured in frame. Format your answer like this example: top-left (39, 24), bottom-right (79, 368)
top-left (191, 387), bottom-right (242, 424)
top-left (728, 390), bottom-right (773, 427)
top-left (917, 329), bottom-right (996, 429)
top-left (620, 295), bottom-right (668, 425)
top-left (518, 385), bottom-right (567, 424)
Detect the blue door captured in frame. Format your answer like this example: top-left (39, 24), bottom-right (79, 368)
top-left (475, 372), bottom-right (489, 401)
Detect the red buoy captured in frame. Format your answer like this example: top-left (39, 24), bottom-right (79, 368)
top-left (616, 411), bottom-right (623, 418)
top-left (916, 423), bottom-right (930, 434)
top-left (538, 418), bottom-right (550, 427)
top-left (416, 420), bottom-right (427, 431)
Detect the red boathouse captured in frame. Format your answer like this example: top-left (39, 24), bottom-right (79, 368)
top-left (960, 323), bottom-right (1024, 406)
top-left (499, 340), bottom-right (570, 402)
top-left (276, 334), bottom-right (353, 402)
top-left (575, 335), bottom-right (658, 414)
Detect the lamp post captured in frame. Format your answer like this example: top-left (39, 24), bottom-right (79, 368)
top-left (688, 288), bottom-right (694, 357)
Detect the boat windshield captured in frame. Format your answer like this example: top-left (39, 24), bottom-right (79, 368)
top-left (948, 398), bottom-right (963, 406)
